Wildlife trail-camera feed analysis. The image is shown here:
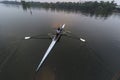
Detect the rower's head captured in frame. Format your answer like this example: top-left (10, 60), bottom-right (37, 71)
top-left (57, 27), bottom-right (60, 30)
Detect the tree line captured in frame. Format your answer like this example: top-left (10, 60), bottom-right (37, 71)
top-left (23, 1), bottom-right (117, 12)
top-left (1, 0), bottom-right (117, 12)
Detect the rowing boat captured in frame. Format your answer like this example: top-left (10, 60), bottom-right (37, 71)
top-left (36, 24), bottom-right (65, 72)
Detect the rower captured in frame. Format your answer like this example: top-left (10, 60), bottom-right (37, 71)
top-left (56, 27), bottom-right (61, 37)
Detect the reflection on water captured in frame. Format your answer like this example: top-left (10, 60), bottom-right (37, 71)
top-left (36, 66), bottom-right (55, 80)
top-left (1, 1), bottom-right (113, 20)
top-left (0, 2), bottom-right (120, 80)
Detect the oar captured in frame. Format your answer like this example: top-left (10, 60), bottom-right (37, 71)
top-left (63, 34), bottom-right (86, 42)
top-left (24, 34), bottom-right (54, 40)
top-left (25, 36), bottom-right (51, 40)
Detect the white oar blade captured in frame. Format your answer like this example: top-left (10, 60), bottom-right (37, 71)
top-left (25, 37), bottom-right (31, 40)
top-left (80, 38), bottom-right (86, 42)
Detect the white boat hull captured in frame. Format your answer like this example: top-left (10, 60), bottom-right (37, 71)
top-left (36, 24), bottom-right (65, 72)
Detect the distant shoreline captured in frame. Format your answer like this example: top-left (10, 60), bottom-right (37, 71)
top-left (0, 1), bottom-right (120, 13)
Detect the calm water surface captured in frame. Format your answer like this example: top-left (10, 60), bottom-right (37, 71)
top-left (0, 3), bottom-right (120, 80)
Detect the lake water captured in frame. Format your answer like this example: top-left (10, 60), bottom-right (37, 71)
top-left (0, 3), bottom-right (120, 80)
